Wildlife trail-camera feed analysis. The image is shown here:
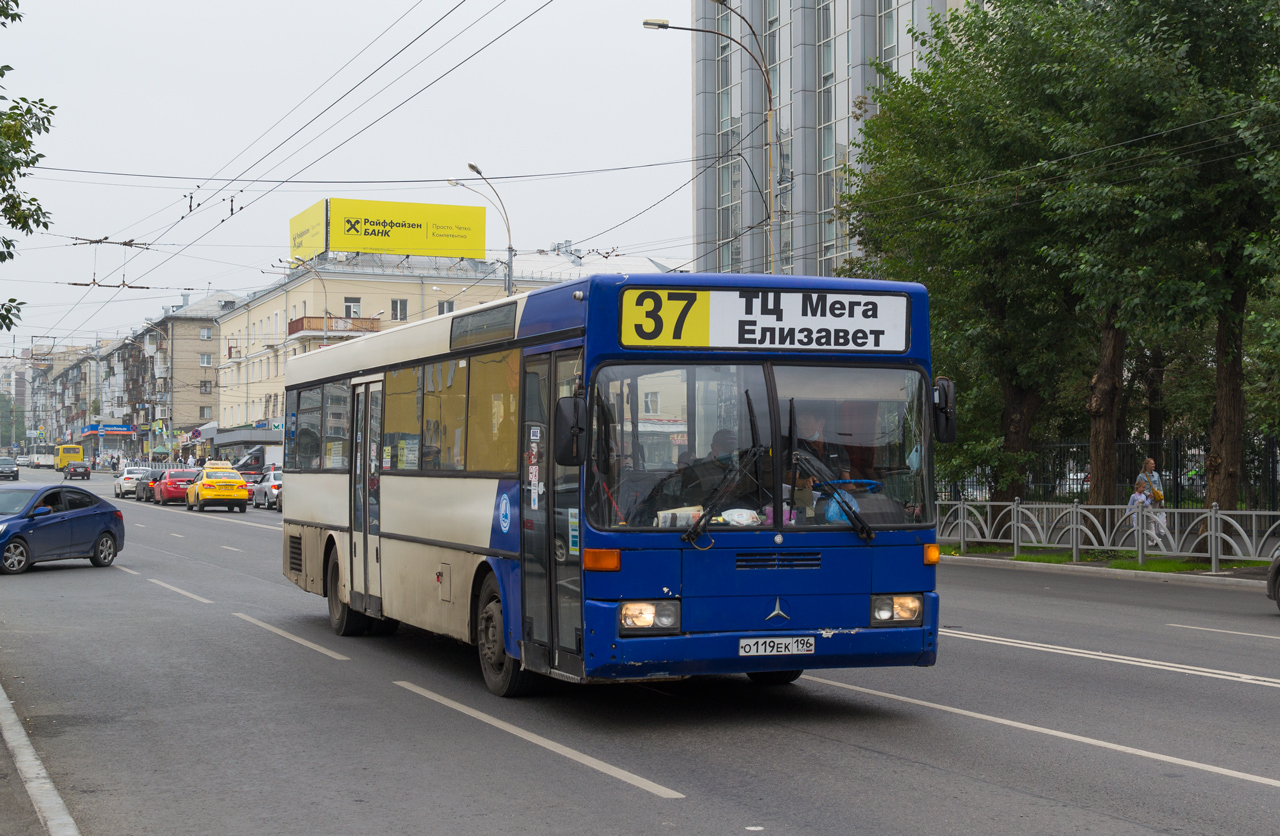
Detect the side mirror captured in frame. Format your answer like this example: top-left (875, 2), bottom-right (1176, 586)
top-left (31, 505), bottom-right (51, 517)
top-left (933, 376), bottom-right (956, 444)
top-left (553, 396), bottom-right (588, 467)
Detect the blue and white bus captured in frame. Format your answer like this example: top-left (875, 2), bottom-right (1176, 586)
top-left (282, 273), bottom-right (955, 696)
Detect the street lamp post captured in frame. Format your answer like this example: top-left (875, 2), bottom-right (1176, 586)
top-left (645, 13), bottom-right (776, 274)
top-left (451, 163), bottom-right (515, 297)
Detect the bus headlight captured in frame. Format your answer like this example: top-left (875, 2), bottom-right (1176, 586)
top-left (870, 595), bottom-right (923, 626)
top-left (619, 600), bottom-right (680, 635)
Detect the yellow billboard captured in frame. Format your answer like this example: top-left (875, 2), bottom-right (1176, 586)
top-left (330, 198), bottom-right (485, 258)
top-left (288, 199), bottom-right (487, 260)
top-left (289, 200), bottom-right (327, 261)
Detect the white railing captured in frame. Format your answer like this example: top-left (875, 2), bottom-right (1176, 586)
top-left (938, 499), bottom-right (1280, 572)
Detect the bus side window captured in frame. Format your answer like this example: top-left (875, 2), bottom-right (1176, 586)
top-left (466, 351), bottom-right (518, 473)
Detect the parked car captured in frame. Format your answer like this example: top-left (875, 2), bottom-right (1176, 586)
top-left (113, 467), bottom-right (151, 497)
top-left (63, 462), bottom-right (91, 480)
top-left (186, 468), bottom-right (249, 513)
top-left (134, 468), bottom-right (166, 501)
top-left (0, 457), bottom-right (17, 481)
top-left (275, 481), bottom-right (283, 515)
top-left (251, 472), bottom-right (282, 510)
top-left (15, 455), bottom-right (29, 466)
top-left (153, 469), bottom-right (198, 505)
top-left (0, 485), bottom-right (125, 574)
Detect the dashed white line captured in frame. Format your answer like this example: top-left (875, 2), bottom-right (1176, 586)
top-left (1168, 623), bottom-right (1280, 642)
top-left (939, 628), bottom-right (1280, 688)
top-left (170, 533), bottom-right (184, 538)
top-left (0, 678), bottom-right (82, 835)
top-left (803, 675), bottom-right (1280, 789)
top-left (147, 579), bottom-right (213, 603)
top-left (395, 680), bottom-right (685, 799)
top-left (133, 524), bottom-right (146, 528)
top-left (222, 546), bottom-right (241, 552)
top-left (232, 613), bottom-right (349, 660)
top-left (114, 566), bottom-right (140, 575)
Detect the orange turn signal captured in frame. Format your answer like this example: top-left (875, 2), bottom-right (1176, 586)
top-left (924, 544), bottom-right (940, 565)
top-left (583, 548), bottom-right (621, 572)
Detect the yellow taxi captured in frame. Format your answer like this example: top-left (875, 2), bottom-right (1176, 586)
top-left (185, 466), bottom-right (250, 513)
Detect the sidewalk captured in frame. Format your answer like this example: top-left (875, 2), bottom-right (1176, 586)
top-left (940, 549), bottom-right (1268, 589)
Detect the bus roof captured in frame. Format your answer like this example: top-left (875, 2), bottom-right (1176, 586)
top-left (286, 273), bottom-right (930, 387)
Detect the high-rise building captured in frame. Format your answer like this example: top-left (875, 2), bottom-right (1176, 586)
top-left (692, 0), bottom-right (959, 276)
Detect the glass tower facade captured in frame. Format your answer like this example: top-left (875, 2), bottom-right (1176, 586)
top-left (693, 0), bottom-right (956, 276)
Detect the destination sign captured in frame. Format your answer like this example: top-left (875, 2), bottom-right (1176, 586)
top-left (619, 288), bottom-right (909, 352)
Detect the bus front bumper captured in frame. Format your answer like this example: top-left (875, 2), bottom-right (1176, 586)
top-left (581, 592), bottom-right (938, 680)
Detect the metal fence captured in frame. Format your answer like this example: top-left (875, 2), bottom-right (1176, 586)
top-left (938, 499), bottom-right (1280, 572)
top-left (946, 436), bottom-right (1279, 510)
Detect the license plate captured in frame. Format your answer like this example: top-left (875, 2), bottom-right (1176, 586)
top-left (738, 636), bottom-right (815, 656)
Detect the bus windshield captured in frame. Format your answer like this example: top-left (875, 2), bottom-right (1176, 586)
top-left (589, 364), bottom-right (773, 530)
top-left (587, 363), bottom-right (933, 530)
top-left (776, 366), bottom-right (933, 527)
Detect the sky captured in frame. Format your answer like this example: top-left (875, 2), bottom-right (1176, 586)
top-left (0, 0), bottom-right (695, 351)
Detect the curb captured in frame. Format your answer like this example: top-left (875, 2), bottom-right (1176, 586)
top-left (939, 554), bottom-right (1268, 590)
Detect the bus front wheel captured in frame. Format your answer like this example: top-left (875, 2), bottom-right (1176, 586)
top-left (747, 670), bottom-right (804, 686)
top-left (476, 573), bottom-right (532, 697)
top-left (327, 555), bottom-right (368, 637)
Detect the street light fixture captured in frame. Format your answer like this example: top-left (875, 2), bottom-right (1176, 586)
top-left (451, 164), bottom-right (515, 297)
top-left (644, 9), bottom-right (776, 274)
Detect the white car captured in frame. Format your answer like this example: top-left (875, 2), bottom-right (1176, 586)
top-left (15, 455), bottom-right (29, 466)
top-left (113, 467), bottom-right (151, 498)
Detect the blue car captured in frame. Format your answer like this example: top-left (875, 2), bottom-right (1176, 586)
top-left (0, 485), bottom-right (125, 575)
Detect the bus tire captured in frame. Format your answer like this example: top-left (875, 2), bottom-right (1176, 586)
top-left (476, 573), bottom-right (532, 697)
top-left (327, 553), bottom-right (368, 637)
top-left (747, 670), bottom-right (804, 685)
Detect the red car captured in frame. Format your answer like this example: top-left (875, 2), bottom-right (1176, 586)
top-left (153, 469), bottom-right (199, 505)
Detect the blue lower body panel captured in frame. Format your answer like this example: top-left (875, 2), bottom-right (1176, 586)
top-left (581, 592), bottom-right (938, 680)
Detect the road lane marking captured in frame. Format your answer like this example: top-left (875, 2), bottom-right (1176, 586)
top-left (232, 614), bottom-right (349, 660)
top-left (147, 579), bottom-right (213, 603)
top-left (114, 566), bottom-right (140, 575)
top-left (394, 680), bottom-right (685, 799)
top-left (124, 500), bottom-right (282, 531)
top-left (222, 546), bottom-right (241, 552)
top-left (133, 524), bottom-right (145, 528)
top-left (939, 628), bottom-right (1280, 688)
top-left (0, 678), bottom-right (83, 836)
top-left (1168, 623), bottom-right (1280, 642)
top-left (170, 533), bottom-right (184, 538)
top-left (802, 675), bottom-right (1280, 789)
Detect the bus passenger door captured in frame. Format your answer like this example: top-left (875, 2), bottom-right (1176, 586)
top-left (351, 381), bottom-right (384, 617)
top-left (520, 349), bottom-right (584, 679)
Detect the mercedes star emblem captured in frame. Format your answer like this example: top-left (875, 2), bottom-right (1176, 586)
top-left (766, 597), bottom-right (790, 621)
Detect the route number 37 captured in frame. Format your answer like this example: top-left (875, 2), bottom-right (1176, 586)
top-left (620, 288), bottom-right (710, 347)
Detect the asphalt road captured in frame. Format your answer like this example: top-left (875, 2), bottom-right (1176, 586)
top-left (1, 467), bottom-right (1278, 835)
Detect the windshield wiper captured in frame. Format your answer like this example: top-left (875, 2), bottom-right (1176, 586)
top-left (791, 453), bottom-right (876, 543)
top-left (682, 390), bottom-right (767, 549)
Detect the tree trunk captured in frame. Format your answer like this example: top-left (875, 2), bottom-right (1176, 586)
top-left (991, 383), bottom-right (1042, 503)
top-left (1205, 283), bottom-right (1247, 511)
top-left (1146, 348), bottom-right (1165, 471)
top-left (1086, 312), bottom-right (1126, 505)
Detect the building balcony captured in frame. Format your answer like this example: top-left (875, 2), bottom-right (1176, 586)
top-left (287, 316), bottom-right (381, 337)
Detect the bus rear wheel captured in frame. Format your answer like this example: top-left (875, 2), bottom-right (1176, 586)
top-left (476, 573), bottom-right (532, 697)
top-left (747, 670), bottom-right (803, 685)
top-left (327, 555), bottom-right (368, 637)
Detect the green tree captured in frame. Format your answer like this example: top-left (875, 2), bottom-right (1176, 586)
top-left (840, 1), bottom-right (1087, 501)
top-left (0, 0), bottom-right (55, 332)
top-left (1041, 0), bottom-right (1280, 510)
